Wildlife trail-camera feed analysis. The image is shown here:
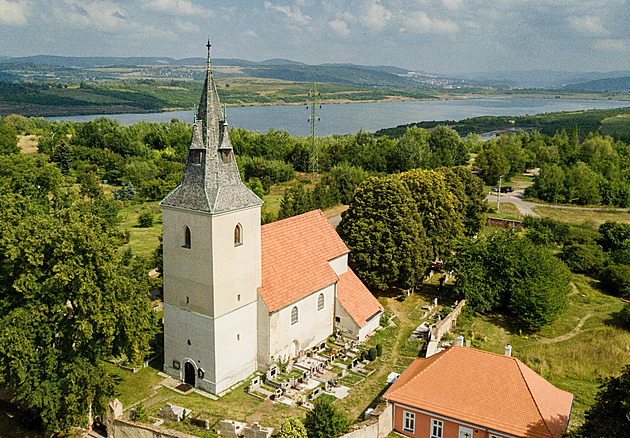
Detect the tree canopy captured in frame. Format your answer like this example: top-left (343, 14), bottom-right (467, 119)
top-left (447, 230), bottom-right (571, 329)
top-left (0, 155), bottom-right (155, 432)
top-left (303, 398), bottom-right (350, 438)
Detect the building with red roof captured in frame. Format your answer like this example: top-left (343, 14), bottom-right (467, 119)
top-left (383, 345), bottom-right (573, 438)
top-left (160, 45), bottom-right (382, 394)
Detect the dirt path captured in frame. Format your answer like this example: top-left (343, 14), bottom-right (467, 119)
top-left (539, 313), bottom-right (592, 344)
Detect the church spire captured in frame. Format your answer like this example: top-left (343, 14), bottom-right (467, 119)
top-left (196, 39), bottom-right (223, 149)
top-left (160, 41), bottom-right (262, 214)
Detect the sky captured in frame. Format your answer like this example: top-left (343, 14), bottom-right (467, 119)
top-left (1, 0), bottom-right (630, 74)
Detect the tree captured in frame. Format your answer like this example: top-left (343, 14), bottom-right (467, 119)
top-left (79, 171), bottom-right (104, 200)
top-left (436, 166), bottom-right (487, 236)
top-left (0, 192), bottom-right (155, 432)
top-left (575, 365), bottom-right (630, 437)
top-left (0, 124), bottom-right (19, 155)
top-left (326, 163), bottom-right (369, 205)
top-left (565, 161), bottom-right (601, 205)
top-left (0, 158), bottom-right (155, 432)
top-left (338, 176), bottom-right (430, 291)
top-left (528, 164), bottom-right (565, 203)
top-left (474, 145), bottom-right (510, 184)
top-left (600, 265), bottom-right (630, 298)
top-left (389, 126), bottom-right (427, 173)
top-left (558, 243), bottom-right (606, 275)
top-left (278, 417), bottom-right (308, 438)
top-left (423, 125), bottom-right (468, 169)
top-left (598, 221), bottom-right (630, 252)
top-left (50, 138), bottom-right (74, 175)
top-left (138, 211), bottom-right (154, 228)
top-left (303, 398), bottom-right (350, 438)
top-left (448, 230), bottom-right (570, 329)
top-left (399, 168), bottom-right (465, 258)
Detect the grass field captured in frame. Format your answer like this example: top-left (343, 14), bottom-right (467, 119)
top-left (532, 206), bottom-right (630, 227)
top-left (452, 275), bottom-right (630, 429)
top-left (117, 201), bottom-right (162, 258)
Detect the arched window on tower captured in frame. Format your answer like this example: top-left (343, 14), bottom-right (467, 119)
top-left (234, 223), bottom-right (243, 246)
top-left (317, 293), bottom-right (324, 311)
top-left (183, 226), bottom-right (191, 248)
top-left (291, 306), bottom-right (299, 325)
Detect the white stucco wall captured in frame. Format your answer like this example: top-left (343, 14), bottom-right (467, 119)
top-left (161, 204), bottom-right (261, 394)
top-left (358, 312), bottom-right (382, 342)
top-left (268, 284), bottom-right (335, 361)
top-left (210, 207), bottom-right (261, 318)
top-left (256, 295), bottom-right (271, 369)
top-left (328, 254), bottom-right (348, 276)
top-left (334, 300), bottom-right (360, 340)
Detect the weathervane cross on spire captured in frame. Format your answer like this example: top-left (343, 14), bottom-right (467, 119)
top-left (206, 39), bottom-right (212, 70)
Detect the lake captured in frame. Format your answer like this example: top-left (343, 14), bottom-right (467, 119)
top-left (48, 98), bottom-right (630, 136)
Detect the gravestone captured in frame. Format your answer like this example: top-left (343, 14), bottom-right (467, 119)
top-left (266, 365), bottom-right (279, 381)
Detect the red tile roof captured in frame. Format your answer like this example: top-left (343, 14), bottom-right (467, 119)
top-left (259, 210), bottom-right (349, 312)
top-left (337, 268), bottom-right (383, 326)
top-left (384, 346), bottom-right (573, 438)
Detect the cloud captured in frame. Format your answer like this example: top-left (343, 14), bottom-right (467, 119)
top-left (242, 30), bottom-right (258, 39)
top-left (441, 0), bottom-right (462, 10)
top-left (569, 15), bottom-right (608, 36)
top-left (57, 1), bottom-right (130, 32)
top-left (594, 38), bottom-right (628, 51)
top-left (402, 11), bottom-right (458, 34)
top-left (142, 0), bottom-right (213, 17)
top-left (264, 1), bottom-right (311, 25)
top-left (175, 20), bottom-right (200, 33)
top-left (0, 0), bottom-right (28, 26)
top-left (329, 19), bottom-right (350, 36)
top-left (360, 0), bottom-right (391, 31)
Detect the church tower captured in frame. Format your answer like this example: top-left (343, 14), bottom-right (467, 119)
top-left (160, 42), bottom-right (263, 394)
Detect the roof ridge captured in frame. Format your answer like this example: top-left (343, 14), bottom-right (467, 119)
top-left (389, 347), bottom-right (452, 399)
top-left (515, 359), bottom-right (555, 438)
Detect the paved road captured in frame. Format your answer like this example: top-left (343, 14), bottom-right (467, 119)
top-left (487, 189), bottom-right (630, 217)
top-left (329, 215), bottom-right (342, 228)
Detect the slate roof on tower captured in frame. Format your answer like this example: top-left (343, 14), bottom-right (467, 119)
top-left (384, 346), bottom-right (574, 438)
top-left (161, 44), bottom-right (261, 213)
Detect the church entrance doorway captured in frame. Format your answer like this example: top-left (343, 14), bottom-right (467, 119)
top-left (184, 362), bottom-right (195, 386)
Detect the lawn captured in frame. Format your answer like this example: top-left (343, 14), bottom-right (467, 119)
top-left (117, 201), bottom-right (162, 258)
top-left (451, 274), bottom-right (630, 430)
top-left (486, 201), bottom-right (522, 219)
top-left (532, 206), bottom-right (630, 227)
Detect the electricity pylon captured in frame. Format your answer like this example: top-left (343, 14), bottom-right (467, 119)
top-left (306, 83), bottom-right (321, 173)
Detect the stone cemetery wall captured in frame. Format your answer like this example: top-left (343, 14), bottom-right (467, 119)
top-left (339, 402), bottom-right (392, 438)
top-left (106, 399), bottom-right (198, 438)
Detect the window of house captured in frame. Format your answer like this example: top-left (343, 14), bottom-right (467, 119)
top-left (234, 223), bottom-right (243, 246)
top-left (183, 226), bottom-right (191, 248)
top-left (431, 419), bottom-right (443, 438)
top-left (237, 334), bottom-right (240, 341)
top-left (220, 149), bottom-right (231, 164)
top-left (237, 294), bottom-right (241, 302)
top-left (403, 411), bottom-right (415, 433)
top-left (317, 293), bottom-right (324, 310)
top-left (291, 306), bottom-right (299, 325)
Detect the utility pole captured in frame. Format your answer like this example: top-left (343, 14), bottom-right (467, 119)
top-left (497, 174), bottom-right (504, 212)
top-left (306, 83), bottom-right (321, 173)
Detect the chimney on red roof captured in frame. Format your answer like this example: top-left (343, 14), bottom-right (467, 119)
top-left (455, 335), bottom-right (464, 347)
top-left (505, 344), bottom-right (512, 357)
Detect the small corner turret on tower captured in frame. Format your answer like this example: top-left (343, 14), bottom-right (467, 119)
top-left (160, 41), bottom-right (262, 214)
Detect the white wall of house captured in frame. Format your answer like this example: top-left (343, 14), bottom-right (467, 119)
top-left (334, 300), bottom-right (360, 340)
top-left (268, 284), bottom-right (335, 361)
top-left (358, 312), bottom-right (382, 342)
top-left (328, 254), bottom-right (348, 276)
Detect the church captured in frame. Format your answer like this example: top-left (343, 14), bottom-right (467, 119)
top-left (160, 46), bottom-right (383, 395)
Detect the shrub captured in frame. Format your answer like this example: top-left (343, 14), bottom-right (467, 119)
top-left (138, 211), bottom-right (154, 228)
top-left (600, 264), bottom-right (630, 298)
top-left (375, 344), bottom-right (382, 356)
top-left (368, 348), bottom-right (377, 361)
top-left (303, 397), bottom-right (349, 438)
top-left (558, 243), bottom-right (607, 275)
